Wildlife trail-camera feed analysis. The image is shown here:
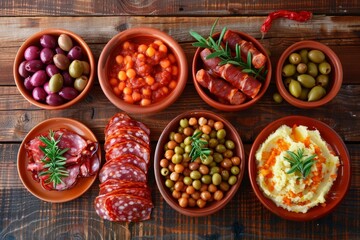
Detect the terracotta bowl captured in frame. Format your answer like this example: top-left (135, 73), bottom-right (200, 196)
top-left (192, 30), bottom-right (271, 111)
top-left (154, 110), bottom-right (246, 217)
top-left (248, 115), bottom-right (350, 221)
top-left (98, 27), bottom-right (188, 114)
top-left (13, 28), bottom-right (95, 110)
top-left (17, 118), bottom-right (101, 203)
top-left (276, 40), bottom-right (343, 108)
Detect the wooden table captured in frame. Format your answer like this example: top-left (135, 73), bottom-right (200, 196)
top-left (1, 1), bottom-right (359, 239)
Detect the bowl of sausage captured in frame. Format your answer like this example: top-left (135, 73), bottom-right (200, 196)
top-left (154, 110), bottom-right (246, 217)
top-left (14, 29), bottom-right (95, 109)
top-left (191, 28), bottom-right (272, 111)
top-left (98, 27), bottom-right (188, 114)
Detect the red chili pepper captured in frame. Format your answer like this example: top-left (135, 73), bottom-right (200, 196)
top-left (261, 10), bottom-right (312, 38)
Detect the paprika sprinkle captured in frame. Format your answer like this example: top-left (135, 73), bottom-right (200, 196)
top-left (260, 10), bottom-right (312, 39)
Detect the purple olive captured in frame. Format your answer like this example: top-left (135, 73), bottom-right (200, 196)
top-left (40, 48), bottom-right (54, 64)
top-left (46, 93), bottom-right (64, 106)
top-left (23, 76), bottom-right (34, 91)
top-left (25, 60), bottom-right (43, 72)
top-left (30, 70), bottom-right (47, 87)
top-left (32, 87), bottom-right (47, 102)
top-left (43, 81), bottom-right (51, 94)
top-left (40, 34), bottom-right (57, 49)
top-left (45, 64), bottom-right (60, 77)
top-left (67, 46), bottom-right (83, 61)
top-left (55, 47), bottom-right (65, 55)
top-left (53, 53), bottom-right (70, 70)
top-left (24, 46), bottom-right (40, 60)
top-left (59, 86), bottom-right (79, 100)
top-left (62, 71), bottom-right (74, 86)
top-left (18, 60), bottom-right (30, 78)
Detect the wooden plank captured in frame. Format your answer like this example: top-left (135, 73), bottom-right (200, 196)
top-left (0, 84), bottom-right (359, 143)
top-left (0, 0), bottom-right (359, 16)
top-left (1, 16), bottom-right (360, 86)
top-left (0, 143), bottom-right (359, 238)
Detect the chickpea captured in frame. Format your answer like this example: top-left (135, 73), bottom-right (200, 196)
top-left (199, 164), bottom-right (209, 175)
top-left (199, 184), bottom-right (208, 192)
top-left (198, 117), bottom-right (208, 126)
top-left (219, 182), bottom-right (230, 192)
top-left (207, 119), bottom-right (215, 127)
top-left (191, 191), bottom-right (201, 200)
top-left (221, 158), bottom-right (233, 169)
top-left (173, 133), bottom-right (183, 143)
top-left (181, 192), bottom-right (190, 199)
top-left (174, 164), bottom-right (185, 173)
top-left (183, 127), bottom-right (193, 136)
top-left (168, 163), bottom-right (175, 172)
top-left (202, 125), bottom-right (212, 135)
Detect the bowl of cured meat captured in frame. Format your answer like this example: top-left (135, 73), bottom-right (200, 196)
top-left (191, 28), bottom-right (271, 111)
top-left (98, 27), bottom-right (188, 114)
top-left (14, 29), bottom-right (95, 110)
top-left (17, 118), bottom-right (101, 203)
top-left (154, 110), bottom-right (246, 216)
top-left (248, 116), bottom-right (350, 221)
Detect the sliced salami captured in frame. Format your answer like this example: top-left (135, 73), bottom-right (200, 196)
top-left (104, 133), bottom-right (148, 152)
top-left (105, 112), bottom-right (131, 133)
top-left (98, 162), bottom-right (147, 183)
top-left (99, 187), bottom-right (151, 199)
top-left (104, 154), bottom-right (148, 174)
top-left (99, 179), bottom-right (148, 190)
top-left (94, 194), bottom-right (116, 221)
top-left (105, 119), bottom-right (150, 137)
top-left (105, 127), bottom-right (150, 145)
top-left (105, 141), bottom-right (150, 164)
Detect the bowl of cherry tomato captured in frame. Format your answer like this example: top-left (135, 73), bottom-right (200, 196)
top-left (13, 28), bottom-right (95, 110)
top-left (154, 110), bottom-right (246, 216)
top-left (98, 27), bottom-right (188, 114)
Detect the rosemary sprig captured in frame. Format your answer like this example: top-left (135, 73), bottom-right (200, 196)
top-left (189, 131), bottom-right (211, 162)
top-left (189, 19), bottom-right (267, 80)
top-left (38, 130), bottom-right (69, 187)
top-left (284, 148), bottom-right (316, 179)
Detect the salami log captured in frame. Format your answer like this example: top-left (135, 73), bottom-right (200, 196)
top-left (98, 162), bottom-right (147, 183)
top-left (196, 69), bottom-right (247, 105)
top-left (223, 30), bottom-right (267, 69)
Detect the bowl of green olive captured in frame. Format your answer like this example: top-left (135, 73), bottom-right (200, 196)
top-left (276, 40), bottom-right (343, 108)
top-left (154, 110), bottom-right (245, 217)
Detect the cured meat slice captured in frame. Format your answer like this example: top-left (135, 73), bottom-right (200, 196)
top-left (98, 162), bottom-right (147, 183)
top-left (105, 194), bottom-right (153, 222)
top-left (223, 30), bottom-right (267, 69)
top-left (25, 137), bottom-right (46, 163)
top-left (99, 187), bottom-right (151, 199)
top-left (55, 128), bottom-right (88, 156)
top-left (104, 133), bottom-right (148, 152)
top-left (200, 48), bottom-right (262, 99)
top-left (105, 119), bottom-right (150, 138)
top-left (105, 154), bottom-right (148, 174)
top-left (80, 153), bottom-right (101, 177)
top-left (99, 179), bottom-right (148, 191)
top-left (105, 141), bottom-right (150, 165)
top-left (105, 112), bottom-right (131, 133)
top-left (105, 127), bottom-right (150, 145)
top-left (196, 69), bottom-right (247, 105)
top-left (94, 194), bottom-right (116, 221)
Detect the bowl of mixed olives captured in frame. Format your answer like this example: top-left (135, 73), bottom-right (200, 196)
top-left (13, 29), bottom-right (95, 109)
top-left (276, 40), bottom-right (343, 108)
top-left (154, 110), bottom-right (246, 217)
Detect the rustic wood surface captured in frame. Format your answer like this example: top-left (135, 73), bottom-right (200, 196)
top-left (0, 1), bottom-right (359, 239)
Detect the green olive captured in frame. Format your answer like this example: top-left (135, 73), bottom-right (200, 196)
top-left (307, 62), bottom-right (318, 77)
top-left (171, 153), bottom-right (183, 164)
top-left (212, 173), bottom-right (222, 185)
top-left (184, 176), bottom-right (193, 186)
top-left (308, 85), bottom-right (326, 101)
top-left (296, 63), bottom-right (308, 74)
top-left (299, 49), bottom-right (309, 63)
top-left (53, 53), bottom-right (70, 70)
top-left (228, 175), bottom-right (237, 185)
top-left (282, 64), bottom-right (296, 77)
top-left (165, 179), bottom-right (174, 188)
top-left (297, 74), bottom-right (316, 88)
top-left (180, 143), bottom-right (186, 149)
top-left (183, 152), bottom-right (191, 162)
top-left (316, 74), bottom-right (330, 87)
top-left (223, 149), bottom-right (233, 158)
top-left (231, 166), bottom-right (240, 175)
top-left (210, 166), bottom-right (220, 175)
top-left (69, 60), bottom-right (84, 78)
top-left (184, 136), bottom-right (192, 145)
top-left (201, 175), bottom-right (212, 184)
top-left (299, 87), bottom-right (310, 101)
top-left (225, 140), bottom-right (235, 149)
top-left (161, 167), bottom-right (170, 176)
top-left (201, 134), bottom-right (210, 141)
top-left (169, 132), bottom-right (175, 141)
top-left (283, 78), bottom-right (294, 88)
top-left (81, 61), bottom-right (90, 75)
top-left (288, 53), bottom-right (302, 65)
top-left (201, 155), bottom-right (213, 165)
top-left (208, 138), bottom-right (218, 148)
top-left (179, 118), bottom-right (189, 128)
top-left (216, 129), bottom-right (226, 140)
top-left (209, 130), bottom-right (217, 138)
top-left (190, 170), bottom-right (201, 180)
top-left (318, 61), bottom-right (332, 74)
top-left (184, 145), bottom-right (192, 153)
top-left (273, 92), bottom-right (283, 103)
top-left (215, 144), bottom-right (226, 153)
top-left (49, 73), bottom-right (64, 93)
top-left (213, 153), bottom-right (223, 163)
top-left (289, 79), bottom-right (302, 98)
top-left (308, 50), bottom-right (325, 63)
top-left (58, 33), bottom-right (73, 51)
top-left (192, 179), bottom-right (202, 190)
top-left (174, 146), bottom-right (184, 155)
top-left (221, 170), bottom-right (230, 181)
top-left (178, 126), bottom-right (183, 133)
top-left (74, 76), bottom-right (88, 92)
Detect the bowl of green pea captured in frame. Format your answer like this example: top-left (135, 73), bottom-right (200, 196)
top-left (154, 110), bottom-right (246, 217)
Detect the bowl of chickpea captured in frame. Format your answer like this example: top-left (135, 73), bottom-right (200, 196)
top-left (98, 27), bottom-right (188, 114)
top-left (154, 110), bottom-right (246, 216)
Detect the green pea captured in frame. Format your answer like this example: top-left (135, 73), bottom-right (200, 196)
top-left (228, 175), bottom-right (238, 185)
top-left (210, 166), bottom-right (220, 175)
top-left (161, 167), bottom-right (170, 176)
top-left (174, 146), bottom-right (184, 155)
top-left (216, 129), bottom-right (226, 140)
top-left (213, 153), bottom-right (223, 163)
top-left (201, 175), bottom-right (212, 184)
top-left (192, 179), bottom-right (202, 190)
top-left (273, 92), bottom-right (283, 103)
top-left (171, 153), bottom-right (183, 164)
top-left (225, 140), bottom-right (235, 149)
top-left (190, 170), bottom-right (201, 180)
top-left (165, 179), bottom-right (174, 188)
top-left (282, 64), bottom-right (296, 77)
top-left (179, 118), bottom-right (189, 128)
top-left (184, 176), bottom-right (193, 186)
top-left (212, 173), bottom-right (222, 185)
top-left (231, 166), bottom-right (240, 175)
top-left (201, 155), bottom-right (213, 165)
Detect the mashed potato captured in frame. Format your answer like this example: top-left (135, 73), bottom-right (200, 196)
top-left (255, 124), bottom-right (340, 213)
